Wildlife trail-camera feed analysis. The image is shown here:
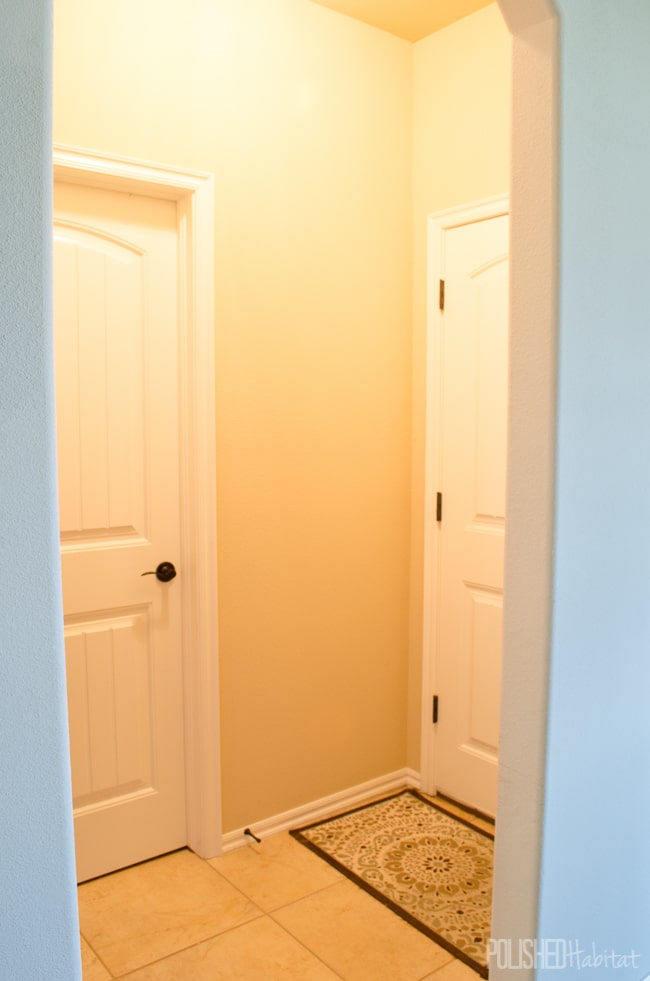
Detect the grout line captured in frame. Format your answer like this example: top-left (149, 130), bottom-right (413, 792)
top-left (413, 954), bottom-right (458, 981)
top-left (265, 877), bottom-right (345, 915)
top-left (203, 833), bottom-right (347, 913)
top-left (78, 833), bottom-right (474, 981)
top-left (264, 916), bottom-right (347, 981)
top-left (266, 909), bottom-right (348, 980)
top-left (79, 932), bottom-right (115, 980)
top-left (107, 913), bottom-right (348, 981)
top-left (109, 915), bottom-right (268, 979)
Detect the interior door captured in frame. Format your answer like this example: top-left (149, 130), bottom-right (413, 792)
top-left (433, 210), bottom-right (509, 817)
top-left (54, 180), bottom-right (186, 882)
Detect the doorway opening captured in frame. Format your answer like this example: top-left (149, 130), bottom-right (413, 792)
top-left (421, 193), bottom-right (509, 819)
top-left (416, 0), bottom-right (558, 953)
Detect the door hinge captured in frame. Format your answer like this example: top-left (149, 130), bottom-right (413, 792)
top-left (436, 492), bottom-right (442, 522)
top-left (439, 279), bottom-right (445, 311)
top-left (432, 695), bottom-right (439, 724)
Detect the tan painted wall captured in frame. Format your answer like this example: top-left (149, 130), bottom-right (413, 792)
top-left (53, 0), bottom-right (510, 832)
top-left (408, 5), bottom-right (511, 766)
top-left (54, 0), bottom-right (413, 831)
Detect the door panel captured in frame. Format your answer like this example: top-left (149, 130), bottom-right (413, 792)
top-left (65, 610), bottom-right (154, 808)
top-left (54, 182), bottom-right (186, 881)
top-left (433, 212), bottom-right (509, 816)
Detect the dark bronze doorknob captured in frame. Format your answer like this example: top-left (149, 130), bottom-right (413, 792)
top-left (141, 561), bottom-right (177, 582)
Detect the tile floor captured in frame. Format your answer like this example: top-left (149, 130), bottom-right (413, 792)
top-left (78, 796), bottom-right (491, 981)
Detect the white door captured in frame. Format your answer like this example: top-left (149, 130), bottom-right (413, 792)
top-left (429, 206), bottom-right (509, 817)
top-left (54, 181), bottom-right (186, 882)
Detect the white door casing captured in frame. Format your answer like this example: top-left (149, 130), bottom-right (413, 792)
top-left (53, 145), bottom-right (221, 876)
top-left (421, 196), bottom-right (509, 817)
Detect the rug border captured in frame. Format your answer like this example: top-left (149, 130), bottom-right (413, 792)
top-left (289, 788), bottom-right (491, 979)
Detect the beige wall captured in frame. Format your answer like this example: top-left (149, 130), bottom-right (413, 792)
top-left (54, 0), bottom-right (413, 831)
top-left (54, 0), bottom-right (509, 833)
top-left (408, 6), bottom-right (511, 766)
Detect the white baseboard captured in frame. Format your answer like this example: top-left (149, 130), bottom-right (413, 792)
top-left (221, 768), bottom-right (421, 853)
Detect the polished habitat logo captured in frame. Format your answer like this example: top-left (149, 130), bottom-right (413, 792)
top-left (488, 939), bottom-right (642, 972)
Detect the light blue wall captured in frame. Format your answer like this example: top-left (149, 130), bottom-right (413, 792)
top-left (3, 0), bottom-right (650, 977)
top-left (0, 0), bottom-right (81, 978)
top-left (539, 0), bottom-right (650, 974)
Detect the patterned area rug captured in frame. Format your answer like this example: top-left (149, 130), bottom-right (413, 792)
top-left (291, 790), bottom-right (493, 977)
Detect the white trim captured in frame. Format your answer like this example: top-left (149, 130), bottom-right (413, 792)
top-left (420, 194), bottom-right (509, 797)
top-left (53, 145), bottom-right (207, 197)
top-left (492, 4), bottom-right (558, 963)
top-left (221, 769), bottom-right (421, 852)
top-left (53, 144), bottom-right (222, 859)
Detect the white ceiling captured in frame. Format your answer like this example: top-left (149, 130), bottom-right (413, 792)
top-left (308, 0), bottom-right (494, 42)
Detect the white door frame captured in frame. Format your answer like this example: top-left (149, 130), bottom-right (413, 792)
top-left (53, 144), bottom-right (222, 859)
top-left (420, 193), bottom-right (509, 798)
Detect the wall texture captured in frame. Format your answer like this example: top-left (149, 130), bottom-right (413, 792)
top-left (54, 0), bottom-right (413, 831)
top-left (0, 0), bottom-right (81, 977)
top-left (537, 0), bottom-right (650, 968)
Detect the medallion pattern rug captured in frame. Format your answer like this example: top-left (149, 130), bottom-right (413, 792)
top-left (291, 789), bottom-right (493, 977)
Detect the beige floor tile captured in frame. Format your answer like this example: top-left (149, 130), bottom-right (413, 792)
top-left (80, 936), bottom-right (111, 981)
top-left (121, 916), bottom-right (342, 980)
top-left (421, 957), bottom-right (481, 981)
top-left (273, 879), bottom-right (453, 981)
top-left (78, 849), bottom-right (261, 977)
top-left (209, 832), bottom-right (342, 911)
